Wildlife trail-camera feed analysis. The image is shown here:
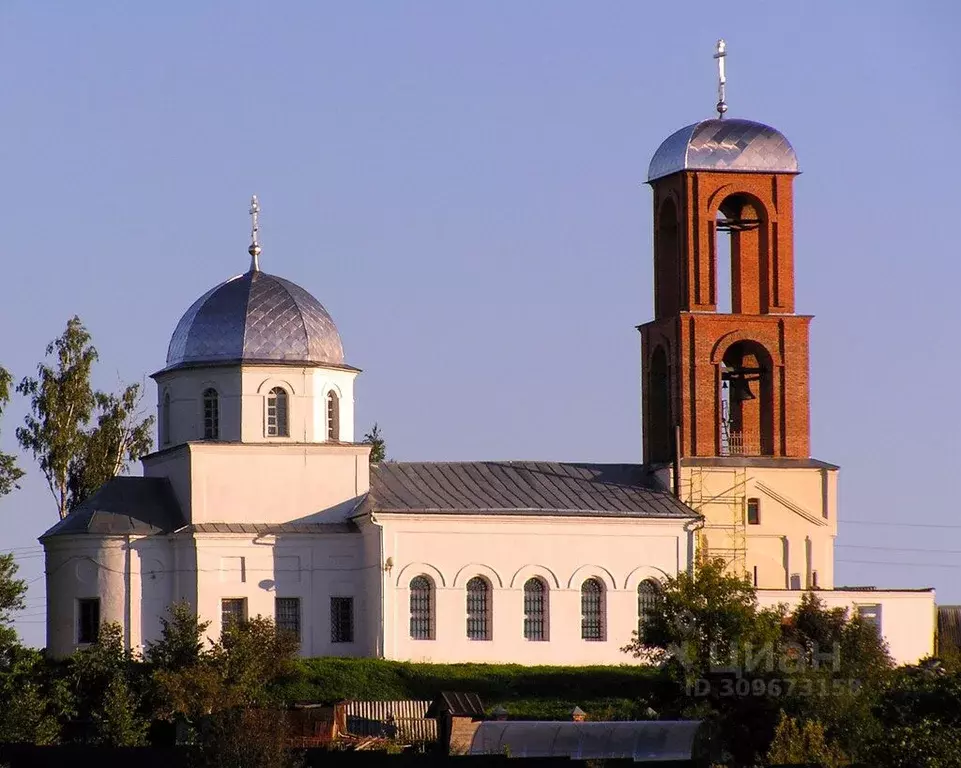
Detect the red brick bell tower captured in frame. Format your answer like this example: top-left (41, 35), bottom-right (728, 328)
top-left (639, 59), bottom-right (811, 464)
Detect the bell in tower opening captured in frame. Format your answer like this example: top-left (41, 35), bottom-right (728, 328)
top-left (719, 341), bottom-right (773, 456)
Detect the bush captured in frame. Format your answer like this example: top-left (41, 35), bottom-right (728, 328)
top-left (274, 658), bottom-right (663, 719)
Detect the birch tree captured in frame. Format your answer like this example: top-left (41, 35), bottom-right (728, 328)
top-left (17, 317), bottom-right (154, 519)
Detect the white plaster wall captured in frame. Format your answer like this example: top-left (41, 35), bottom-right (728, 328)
top-left (676, 465), bottom-right (837, 589)
top-left (44, 536), bottom-right (130, 658)
top-left (311, 368), bottom-right (358, 443)
top-left (239, 366), bottom-right (357, 444)
top-left (191, 532), bottom-right (371, 657)
top-left (154, 364), bottom-right (357, 448)
top-left (757, 589), bottom-right (936, 666)
top-left (376, 514), bottom-right (695, 665)
top-left (155, 368), bottom-right (243, 446)
top-left (185, 443), bottom-right (370, 524)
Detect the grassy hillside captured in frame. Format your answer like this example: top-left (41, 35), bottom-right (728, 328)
top-left (275, 658), bottom-right (666, 720)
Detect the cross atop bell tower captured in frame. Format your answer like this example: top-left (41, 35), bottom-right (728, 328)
top-left (639, 41), bottom-right (811, 463)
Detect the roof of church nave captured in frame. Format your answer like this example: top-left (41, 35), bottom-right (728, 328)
top-left (163, 196), bottom-right (347, 372)
top-left (40, 462), bottom-right (696, 539)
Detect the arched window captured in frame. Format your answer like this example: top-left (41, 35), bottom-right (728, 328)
top-left (266, 387), bottom-right (289, 437)
top-left (523, 578), bottom-right (547, 641)
top-left (162, 392), bottom-right (171, 445)
top-left (409, 576), bottom-right (434, 640)
top-left (580, 578), bottom-right (605, 641)
top-left (637, 579), bottom-right (660, 636)
top-left (466, 577), bottom-right (491, 641)
top-left (202, 388), bottom-right (219, 439)
top-left (326, 390), bottom-right (340, 441)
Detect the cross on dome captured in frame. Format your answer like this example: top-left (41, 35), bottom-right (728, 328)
top-left (248, 194), bottom-right (262, 272)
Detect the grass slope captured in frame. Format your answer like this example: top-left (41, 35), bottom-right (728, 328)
top-left (276, 659), bottom-right (665, 720)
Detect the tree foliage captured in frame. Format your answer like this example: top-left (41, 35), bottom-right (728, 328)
top-left (67, 382), bottom-right (154, 510)
top-left (70, 622), bottom-right (149, 746)
top-left (766, 712), bottom-right (848, 768)
top-left (0, 365), bottom-right (25, 499)
top-left (0, 645), bottom-right (73, 745)
top-left (0, 554), bottom-right (27, 650)
top-left (146, 601), bottom-right (212, 670)
top-left (363, 422), bottom-right (386, 464)
top-left (17, 317), bottom-right (154, 519)
top-left (621, 556), bottom-right (784, 680)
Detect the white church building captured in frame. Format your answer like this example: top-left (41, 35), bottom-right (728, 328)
top-left (41, 69), bottom-right (936, 666)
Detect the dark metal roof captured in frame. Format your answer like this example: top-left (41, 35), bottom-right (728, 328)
top-left (938, 606), bottom-right (961, 654)
top-left (368, 462), bottom-right (697, 519)
top-left (648, 118), bottom-right (798, 182)
top-left (165, 270), bottom-right (344, 370)
top-left (426, 692), bottom-right (486, 718)
top-left (184, 522), bottom-right (356, 535)
top-left (40, 477), bottom-right (185, 539)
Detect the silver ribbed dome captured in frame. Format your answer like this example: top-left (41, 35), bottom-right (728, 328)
top-left (165, 271), bottom-right (345, 369)
top-left (647, 118), bottom-right (798, 182)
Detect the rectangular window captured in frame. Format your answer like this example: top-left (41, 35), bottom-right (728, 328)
top-left (77, 598), bottom-right (100, 644)
top-left (221, 598), bottom-right (246, 631)
top-left (857, 604), bottom-right (882, 635)
top-left (747, 498), bottom-right (760, 525)
top-left (275, 597), bottom-right (301, 642)
top-left (752, 566), bottom-right (758, 587)
top-left (331, 597), bottom-right (354, 643)
top-left (790, 573), bottom-right (802, 590)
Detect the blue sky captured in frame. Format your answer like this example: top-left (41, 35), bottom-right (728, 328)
top-left (1, 2), bottom-right (958, 647)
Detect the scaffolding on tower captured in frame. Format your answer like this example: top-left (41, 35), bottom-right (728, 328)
top-left (684, 465), bottom-right (748, 576)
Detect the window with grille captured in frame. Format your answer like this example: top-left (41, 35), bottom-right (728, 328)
top-left (409, 576), bottom-right (433, 640)
top-left (331, 597), bottom-right (354, 643)
top-left (266, 387), bottom-right (289, 437)
top-left (203, 388), bottom-right (219, 439)
top-left (77, 598), bottom-right (100, 644)
top-left (466, 577), bottom-right (490, 641)
top-left (581, 578), bottom-right (605, 641)
top-left (523, 578), bottom-right (547, 641)
top-left (221, 598), bottom-right (246, 632)
top-left (637, 579), bottom-right (659, 636)
top-left (857, 604), bottom-right (882, 636)
top-left (747, 497), bottom-right (760, 525)
top-left (326, 390), bottom-right (340, 441)
top-left (162, 392), bottom-right (171, 445)
top-left (275, 597), bottom-right (301, 642)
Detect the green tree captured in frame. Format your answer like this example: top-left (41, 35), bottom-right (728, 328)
top-left (0, 645), bottom-right (74, 744)
top-left (17, 317), bottom-right (98, 519)
top-left (766, 712), bottom-right (848, 768)
top-left (145, 601), bottom-right (212, 670)
top-left (0, 366), bottom-right (25, 498)
top-left (67, 383), bottom-right (154, 509)
top-left (363, 423), bottom-right (386, 464)
top-left (70, 622), bottom-right (149, 746)
top-left (621, 556), bottom-right (783, 679)
top-left (865, 662), bottom-right (961, 767)
top-left (0, 554), bottom-right (27, 650)
top-left (17, 317), bottom-right (154, 519)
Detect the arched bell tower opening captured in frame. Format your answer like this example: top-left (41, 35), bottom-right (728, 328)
top-left (713, 193), bottom-right (769, 315)
top-left (647, 345), bottom-right (672, 462)
top-left (654, 199), bottom-right (681, 318)
top-left (718, 340), bottom-right (773, 456)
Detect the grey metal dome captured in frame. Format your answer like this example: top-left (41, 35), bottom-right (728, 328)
top-left (647, 118), bottom-right (798, 182)
top-left (165, 270), bottom-right (345, 369)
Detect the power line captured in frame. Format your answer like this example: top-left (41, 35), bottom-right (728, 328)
top-left (837, 558), bottom-right (961, 569)
top-left (840, 520), bottom-right (961, 530)
top-left (838, 544), bottom-right (961, 555)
